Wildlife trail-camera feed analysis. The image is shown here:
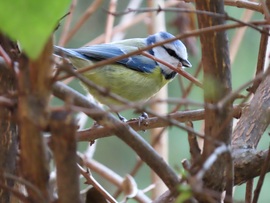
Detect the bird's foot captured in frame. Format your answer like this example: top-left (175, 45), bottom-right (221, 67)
top-left (117, 113), bottom-right (128, 122)
top-left (138, 112), bottom-right (148, 126)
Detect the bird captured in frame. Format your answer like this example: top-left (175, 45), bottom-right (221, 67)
top-left (54, 31), bottom-right (192, 121)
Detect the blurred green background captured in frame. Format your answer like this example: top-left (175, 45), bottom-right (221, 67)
top-left (53, 1), bottom-right (270, 202)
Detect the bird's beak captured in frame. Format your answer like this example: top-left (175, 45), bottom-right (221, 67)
top-left (182, 59), bottom-right (192, 68)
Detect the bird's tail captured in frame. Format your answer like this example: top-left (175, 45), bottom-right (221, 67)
top-left (53, 45), bottom-right (87, 61)
top-left (53, 45), bottom-right (67, 57)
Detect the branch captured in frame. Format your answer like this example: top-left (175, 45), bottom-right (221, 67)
top-left (59, 0), bottom-right (103, 45)
top-left (195, 0), bottom-right (233, 195)
top-left (77, 164), bottom-right (117, 203)
top-left (0, 34), bottom-right (19, 202)
top-left (57, 20), bottom-right (268, 81)
top-left (81, 155), bottom-right (151, 202)
top-left (52, 82), bottom-right (180, 191)
top-left (77, 106), bottom-right (242, 142)
top-left (17, 36), bottom-right (52, 201)
top-left (232, 70), bottom-right (270, 149)
top-left (50, 110), bottom-right (81, 203)
top-left (184, 0), bottom-right (264, 13)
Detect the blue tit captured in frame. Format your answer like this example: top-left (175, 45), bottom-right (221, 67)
top-left (54, 31), bottom-right (191, 110)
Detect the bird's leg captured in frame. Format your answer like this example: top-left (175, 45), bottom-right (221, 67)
top-left (117, 113), bottom-right (128, 122)
top-left (138, 112), bottom-right (148, 126)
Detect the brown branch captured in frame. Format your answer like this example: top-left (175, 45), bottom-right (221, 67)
top-left (225, 0), bottom-right (263, 13)
top-left (0, 183), bottom-right (30, 203)
top-left (184, 0), bottom-right (264, 13)
top-left (0, 34), bottom-right (19, 202)
top-left (88, 1), bottom-right (183, 45)
top-left (82, 156), bottom-right (151, 202)
top-left (50, 110), bottom-right (81, 203)
top-left (57, 20), bottom-right (267, 81)
top-left (110, 6), bottom-right (266, 34)
top-left (172, 61), bottom-right (203, 112)
top-left (224, 151), bottom-right (233, 203)
top-left (195, 0), bottom-right (232, 195)
top-left (232, 71), bottom-right (270, 149)
top-left (78, 164), bottom-right (117, 203)
top-left (246, 180), bottom-right (253, 203)
top-left (17, 37), bottom-right (53, 201)
top-left (76, 105), bottom-right (241, 141)
top-left (247, 0), bottom-right (270, 93)
top-left (61, 0), bottom-right (103, 45)
top-left (0, 45), bottom-right (12, 67)
top-left (104, 0), bottom-right (117, 43)
top-left (234, 149), bottom-right (270, 185)
top-left (52, 82), bottom-right (180, 191)
top-left (141, 52), bottom-right (203, 88)
top-left (58, 0), bottom-right (78, 46)
top-left (186, 121), bottom-right (201, 163)
top-left (252, 145), bottom-right (270, 203)
top-left (229, 9), bottom-right (254, 63)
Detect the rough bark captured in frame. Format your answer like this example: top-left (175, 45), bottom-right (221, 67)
top-left (50, 110), bottom-right (81, 203)
top-left (0, 34), bottom-right (18, 203)
top-left (195, 0), bottom-right (232, 193)
top-left (17, 37), bottom-right (53, 201)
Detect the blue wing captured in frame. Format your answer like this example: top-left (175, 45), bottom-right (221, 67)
top-left (69, 44), bottom-right (158, 73)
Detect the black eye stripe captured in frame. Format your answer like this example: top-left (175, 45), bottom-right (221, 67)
top-left (161, 46), bottom-right (186, 64)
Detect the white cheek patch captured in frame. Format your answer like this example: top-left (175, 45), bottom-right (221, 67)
top-left (152, 46), bottom-right (180, 74)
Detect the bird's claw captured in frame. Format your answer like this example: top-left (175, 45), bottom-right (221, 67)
top-left (117, 113), bottom-right (128, 122)
top-left (138, 112), bottom-right (148, 126)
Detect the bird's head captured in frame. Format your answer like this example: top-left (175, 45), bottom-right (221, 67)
top-left (146, 32), bottom-right (192, 79)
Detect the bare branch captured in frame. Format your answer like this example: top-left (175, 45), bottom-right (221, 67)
top-left (60, 0), bottom-right (103, 45)
top-left (252, 145), bottom-right (270, 203)
top-left (232, 71), bottom-right (270, 149)
top-left (50, 110), bottom-right (81, 203)
top-left (78, 164), bottom-right (117, 203)
top-left (52, 82), bottom-right (180, 191)
top-left (18, 36), bottom-right (53, 201)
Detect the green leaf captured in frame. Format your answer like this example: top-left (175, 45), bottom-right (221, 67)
top-left (0, 0), bottom-right (70, 59)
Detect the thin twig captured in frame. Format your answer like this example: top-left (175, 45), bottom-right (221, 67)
top-left (246, 180), bottom-right (253, 203)
top-left (184, 0), bottom-right (264, 13)
top-left (172, 61), bottom-right (203, 112)
top-left (81, 154), bottom-right (151, 203)
top-left (141, 52), bottom-right (203, 88)
top-left (52, 82), bottom-right (181, 191)
top-left (105, 0), bottom-right (117, 43)
top-left (109, 7), bottom-right (267, 35)
top-left (252, 145), bottom-right (270, 203)
top-left (0, 45), bottom-right (12, 67)
top-left (224, 151), bottom-right (233, 203)
top-left (218, 67), bottom-right (270, 108)
top-left (58, 0), bottom-right (77, 46)
top-left (186, 121), bottom-right (201, 163)
top-left (0, 183), bottom-right (30, 203)
top-left (57, 20), bottom-right (268, 81)
top-left (77, 164), bottom-right (117, 203)
top-left (61, 0), bottom-right (103, 45)
top-left (88, 0), bottom-right (178, 45)
top-left (229, 9), bottom-right (254, 63)
top-left (3, 172), bottom-right (46, 203)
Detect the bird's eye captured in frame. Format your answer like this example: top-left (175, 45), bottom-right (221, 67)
top-left (162, 46), bottom-right (187, 66)
top-left (162, 46), bottom-right (178, 59)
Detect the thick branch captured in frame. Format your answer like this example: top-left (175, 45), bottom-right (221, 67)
top-left (50, 111), bottom-right (81, 203)
top-left (18, 37), bottom-right (53, 201)
top-left (52, 82), bottom-right (180, 191)
top-left (195, 0), bottom-right (232, 193)
top-left (0, 34), bottom-right (18, 203)
top-left (232, 73), bottom-right (270, 149)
